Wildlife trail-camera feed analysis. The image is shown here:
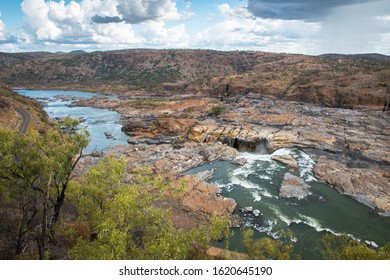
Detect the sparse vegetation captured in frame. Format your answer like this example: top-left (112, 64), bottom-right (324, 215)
top-left (211, 105), bottom-right (227, 116)
top-left (128, 98), bottom-right (169, 108)
top-left (321, 234), bottom-right (390, 260)
top-left (0, 50), bottom-right (389, 108)
top-left (242, 229), bottom-right (293, 260)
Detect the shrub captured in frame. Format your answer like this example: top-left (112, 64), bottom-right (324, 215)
top-left (211, 105), bottom-right (227, 116)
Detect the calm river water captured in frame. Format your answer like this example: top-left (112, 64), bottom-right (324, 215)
top-left (16, 89), bottom-right (129, 151)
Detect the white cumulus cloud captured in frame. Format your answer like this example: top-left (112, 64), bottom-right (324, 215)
top-left (19, 0), bottom-right (190, 50)
top-left (196, 3), bottom-right (320, 53)
top-left (116, 0), bottom-right (181, 24)
top-left (0, 19), bottom-right (6, 40)
top-left (141, 20), bottom-right (189, 47)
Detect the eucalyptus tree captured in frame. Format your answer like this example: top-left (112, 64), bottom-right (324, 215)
top-left (0, 118), bottom-right (89, 259)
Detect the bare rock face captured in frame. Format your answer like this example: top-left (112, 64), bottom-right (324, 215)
top-left (313, 156), bottom-right (390, 214)
top-left (272, 154), bottom-right (298, 168)
top-left (195, 169), bottom-right (215, 182)
top-left (105, 142), bottom-right (239, 176)
top-left (188, 120), bottom-right (259, 150)
top-left (279, 173), bottom-right (312, 200)
top-left (154, 142), bottom-right (239, 175)
top-left (182, 175), bottom-right (237, 216)
top-left (93, 91), bottom-right (389, 219)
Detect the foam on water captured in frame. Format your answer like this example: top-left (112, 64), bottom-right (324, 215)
top-left (296, 214), bottom-right (352, 237)
top-left (263, 205), bottom-right (354, 240)
top-left (296, 151), bottom-right (317, 182)
top-left (240, 152), bottom-right (273, 162)
top-left (215, 180), bottom-right (233, 192)
top-left (231, 176), bottom-right (259, 189)
top-left (267, 205), bottom-right (294, 226)
top-left (258, 174), bottom-right (272, 181)
top-left (232, 166), bottom-right (252, 177)
top-left (270, 148), bottom-right (294, 156)
top-left (260, 189), bottom-right (277, 199)
top-left (269, 148), bottom-right (318, 182)
top-left (252, 192), bottom-right (262, 202)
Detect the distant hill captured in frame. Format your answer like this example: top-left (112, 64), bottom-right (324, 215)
top-left (68, 50), bottom-right (87, 55)
top-left (320, 53), bottom-right (390, 62)
top-left (0, 49), bottom-right (389, 108)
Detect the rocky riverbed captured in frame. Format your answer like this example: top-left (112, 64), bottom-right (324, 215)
top-left (75, 94), bottom-right (390, 216)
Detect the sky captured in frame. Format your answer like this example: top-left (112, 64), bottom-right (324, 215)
top-left (0, 0), bottom-right (389, 54)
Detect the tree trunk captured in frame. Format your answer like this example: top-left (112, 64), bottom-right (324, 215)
top-left (16, 221), bottom-right (26, 256)
top-left (37, 174), bottom-right (52, 260)
top-left (52, 185), bottom-right (66, 225)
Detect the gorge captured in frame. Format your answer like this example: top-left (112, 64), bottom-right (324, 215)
top-left (15, 87), bottom-right (390, 259)
top-left (1, 49), bottom-right (389, 259)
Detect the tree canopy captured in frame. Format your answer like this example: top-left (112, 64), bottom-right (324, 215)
top-left (0, 120), bottom-right (89, 259)
top-left (68, 157), bottom-right (231, 260)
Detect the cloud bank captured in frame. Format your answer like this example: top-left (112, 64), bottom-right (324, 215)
top-left (247, 0), bottom-right (374, 21)
top-left (196, 3), bottom-right (320, 53)
top-left (0, 0), bottom-right (389, 54)
top-left (18, 0), bottom-right (189, 50)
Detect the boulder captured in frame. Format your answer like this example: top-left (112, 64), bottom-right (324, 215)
top-left (127, 138), bottom-right (139, 145)
top-left (252, 209), bottom-right (261, 217)
top-left (90, 151), bottom-right (101, 157)
top-left (272, 154), bottom-right (298, 168)
top-left (195, 169), bottom-right (215, 182)
top-left (240, 206), bottom-right (253, 213)
top-left (182, 175), bottom-right (237, 216)
top-left (279, 173), bottom-right (311, 200)
top-left (232, 157), bottom-right (247, 166)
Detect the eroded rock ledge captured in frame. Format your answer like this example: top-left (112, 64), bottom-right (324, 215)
top-left (77, 95), bottom-right (390, 216)
top-left (314, 156), bottom-right (390, 215)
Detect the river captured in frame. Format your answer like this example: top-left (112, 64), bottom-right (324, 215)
top-left (16, 89), bottom-right (129, 151)
top-left (187, 149), bottom-right (390, 259)
top-left (18, 89), bottom-right (390, 259)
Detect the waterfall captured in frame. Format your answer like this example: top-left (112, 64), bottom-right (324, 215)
top-left (255, 138), bottom-right (269, 155)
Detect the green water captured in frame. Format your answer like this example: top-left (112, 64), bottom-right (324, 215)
top-left (187, 148), bottom-right (390, 259)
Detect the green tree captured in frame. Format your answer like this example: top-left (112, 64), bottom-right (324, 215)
top-left (69, 158), bottom-right (231, 260)
top-left (242, 229), bottom-right (293, 260)
top-left (321, 234), bottom-right (390, 260)
top-left (0, 121), bottom-right (88, 259)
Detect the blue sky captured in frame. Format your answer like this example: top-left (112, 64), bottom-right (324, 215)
top-left (0, 0), bottom-right (389, 54)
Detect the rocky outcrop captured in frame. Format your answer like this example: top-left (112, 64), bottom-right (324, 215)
top-left (313, 156), bottom-right (390, 214)
top-left (195, 169), bottom-right (215, 182)
top-left (188, 121), bottom-right (259, 151)
top-left (105, 142), bottom-right (239, 176)
top-left (279, 173), bottom-right (312, 200)
top-left (153, 142), bottom-right (239, 175)
top-left (232, 157), bottom-right (247, 166)
top-left (77, 89), bottom-right (390, 217)
top-left (272, 154), bottom-right (298, 168)
top-left (182, 175), bottom-right (237, 216)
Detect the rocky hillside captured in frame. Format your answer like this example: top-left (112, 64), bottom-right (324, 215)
top-left (0, 50), bottom-right (389, 108)
top-left (0, 84), bottom-right (49, 132)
